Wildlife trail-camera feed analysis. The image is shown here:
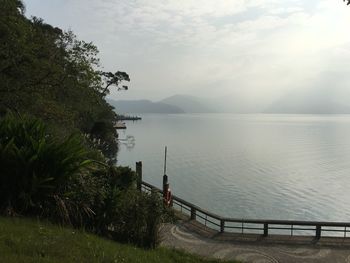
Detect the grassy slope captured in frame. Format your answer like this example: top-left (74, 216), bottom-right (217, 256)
top-left (0, 217), bottom-right (235, 263)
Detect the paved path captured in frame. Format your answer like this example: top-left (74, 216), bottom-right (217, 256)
top-left (159, 219), bottom-right (350, 263)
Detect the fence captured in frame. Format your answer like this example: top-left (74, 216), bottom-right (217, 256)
top-left (140, 181), bottom-right (350, 239)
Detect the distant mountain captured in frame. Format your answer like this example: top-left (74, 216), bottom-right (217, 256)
top-left (107, 99), bottom-right (184, 114)
top-left (160, 95), bottom-right (216, 113)
top-left (264, 86), bottom-right (350, 114)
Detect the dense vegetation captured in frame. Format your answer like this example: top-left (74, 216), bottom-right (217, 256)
top-left (0, 0), bottom-right (130, 161)
top-left (0, 102), bottom-right (166, 248)
top-left (0, 217), bottom-right (235, 263)
top-left (0, 0), bottom-right (167, 250)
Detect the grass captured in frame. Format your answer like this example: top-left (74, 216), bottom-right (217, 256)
top-left (0, 217), bottom-right (235, 263)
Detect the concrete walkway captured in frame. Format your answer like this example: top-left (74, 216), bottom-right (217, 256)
top-left (159, 219), bottom-right (350, 263)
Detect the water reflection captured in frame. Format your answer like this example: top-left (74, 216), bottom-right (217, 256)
top-left (117, 114), bottom-right (350, 222)
top-left (118, 134), bottom-right (136, 150)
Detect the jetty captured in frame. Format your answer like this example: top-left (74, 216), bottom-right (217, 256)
top-left (114, 122), bottom-right (126, 129)
top-left (116, 114), bottom-right (142, 121)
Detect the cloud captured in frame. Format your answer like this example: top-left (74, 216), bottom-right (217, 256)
top-left (26, 0), bottom-right (350, 105)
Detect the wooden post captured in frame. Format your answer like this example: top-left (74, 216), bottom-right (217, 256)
top-left (316, 225), bottom-right (321, 240)
top-left (263, 223), bottom-right (268, 237)
top-left (136, 161), bottom-right (142, 191)
top-left (220, 220), bottom-right (225, 233)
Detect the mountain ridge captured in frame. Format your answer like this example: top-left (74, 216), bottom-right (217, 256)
top-left (107, 98), bottom-right (185, 114)
top-left (108, 88), bottom-right (350, 114)
top-left (160, 94), bottom-right (216, 113)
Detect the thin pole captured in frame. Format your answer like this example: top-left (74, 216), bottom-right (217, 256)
top-left (164, 146), bottom-right (167, 175)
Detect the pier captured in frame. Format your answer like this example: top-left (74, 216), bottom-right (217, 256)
top-left (114, 122), bottom-right (126, 129)
top-left (116, 114), bottom-right (142, 121)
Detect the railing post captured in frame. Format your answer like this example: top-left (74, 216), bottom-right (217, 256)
top-left (136, 161), bottom-right (142, 191)
top-left (315, 225), bottom-right (321, 240)
top-left (190, 207), bottom-right (196, 220)
top-left (345, 227), bottom-right (347, 238)
top-left (220, 220), bottom-right (225, 233)
top-left (263, 223), bottom-right (268, 237)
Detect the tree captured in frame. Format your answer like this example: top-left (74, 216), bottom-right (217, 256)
top-left (0, 0), bottom-right (127, 161)
top-left (100, 71), bottom-right (130, 96)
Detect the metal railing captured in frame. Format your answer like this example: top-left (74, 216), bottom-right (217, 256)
top-left (141, 181), bottom-right (350, 239)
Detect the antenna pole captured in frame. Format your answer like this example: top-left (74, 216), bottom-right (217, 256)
top-left (164, 146), bottom-right (167, 175)
top-left (163, 146), bottom-right (168, 198)
top-left (162, 146), bottom-right (172, 207)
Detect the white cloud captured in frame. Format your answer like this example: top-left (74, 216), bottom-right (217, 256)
top-left (26, 0), bottom-right (350, 106)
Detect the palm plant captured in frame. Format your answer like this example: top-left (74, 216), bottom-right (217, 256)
top-left (0, 113), bottom-right (93, 223)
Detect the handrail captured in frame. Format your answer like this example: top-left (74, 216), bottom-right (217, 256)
top-left (140, 181), bottom-right (350, 239)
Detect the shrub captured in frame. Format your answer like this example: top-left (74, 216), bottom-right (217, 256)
top-left (0, 113), bottom-right (93, 223)
top-left (108, 189), bottom-right (163, 248)
top-left (91, 166), bottom-right (163, 249)
top-left (0, 113), bottom-right (167, 249)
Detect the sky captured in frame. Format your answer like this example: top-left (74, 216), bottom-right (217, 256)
top-left (25, 0), bottom-right (350, 110)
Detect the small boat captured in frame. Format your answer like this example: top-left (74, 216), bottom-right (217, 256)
top-left (114, 122), bottom-right (126, 129)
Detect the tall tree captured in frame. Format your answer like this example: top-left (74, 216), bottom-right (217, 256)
top-left (100, 71), bottom-right (130, 96)
top-left (0, 0), bottom-right (128, 162)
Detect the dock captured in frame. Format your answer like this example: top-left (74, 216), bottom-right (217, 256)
top-left (117, 114), bottom-right (142, 121)
top-left (114, 122), bottom-right (126, 129)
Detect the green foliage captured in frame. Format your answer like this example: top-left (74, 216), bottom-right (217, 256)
top-left (88, 166), bottom-right (165, 248)
top-left (88, 121), bottom-right (119, 163)
top-left (83, 165), bottom-right (137, 234)
top-left (0, 0), bottom-right (168, 250)
top-left (0, 0), bottom-right (121, 160)
top-left (0, 113), bottom-right (93, 222)
top-left (100, 71), bottom-right (130, 95)
top-left (102, 189), bottom-right (163, 248)
top-left (109, 166), bottom-right (137, 189)
top-left (0, 113), bottom-right (166, 248)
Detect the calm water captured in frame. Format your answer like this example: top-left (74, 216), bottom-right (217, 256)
top-left (117, 114), bottom-right (350, 222)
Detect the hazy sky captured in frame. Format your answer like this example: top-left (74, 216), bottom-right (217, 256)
top-left (26, 0), bottom-right (350, 107)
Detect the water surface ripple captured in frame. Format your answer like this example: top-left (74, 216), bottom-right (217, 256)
top-left (117, 114), bottom-right (350, 222)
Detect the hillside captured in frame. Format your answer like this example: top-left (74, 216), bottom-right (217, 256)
top-left (160, 95), bottom-right (216, 113)
top-left (107, 95), bottom-right (217, 114)
top-left (107, 99), bottom-right (185, 114)
top-left (0, 217), bottom-right (235, 263)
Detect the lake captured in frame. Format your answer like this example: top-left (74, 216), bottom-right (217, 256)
top-left (117, 114), bottom-right (350, 222)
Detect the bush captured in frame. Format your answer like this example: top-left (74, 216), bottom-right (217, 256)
top-left (91, 167), bottom-right (164, 248)
top-left (82, 165), bottom-right (137, 234)
top-left (108, 189), bottom-right (163, 248)
top-left (0, 113), bottom-right (93, 223)
top-left (0, 113), bottom-right (168, 249)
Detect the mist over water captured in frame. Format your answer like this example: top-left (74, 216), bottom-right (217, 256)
top-left (117, 114), bottom-right (350, 222)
